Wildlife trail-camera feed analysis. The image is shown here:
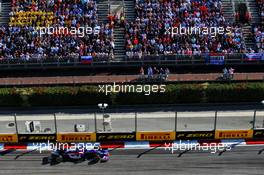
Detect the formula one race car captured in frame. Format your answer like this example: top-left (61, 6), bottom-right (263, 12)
top-left (42, 146), bottom-right (110, 165)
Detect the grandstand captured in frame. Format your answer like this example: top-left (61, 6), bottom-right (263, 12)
top-left (1, 0), bottom-right (113, 63)
top-left (0, 0), bottom-right (262, 69)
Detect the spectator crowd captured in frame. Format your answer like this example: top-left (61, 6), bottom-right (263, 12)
top-left (125, 0), bottom-right (246, 59)
top-left (0, 0), bottom-right (114, 62)
top-left (0, 0), bottom-right (262, 63)
top-left (253, 25), bottom-right (264, 53)
top-left (139, 66), bottom-right (170, 80)
top-left (256, 0), bottom-right (264, 21)
top-left (254, 0), bottom-right (264, 53)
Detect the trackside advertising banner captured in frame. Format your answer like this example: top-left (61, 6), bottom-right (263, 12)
top-left (176, 131), bottom-right (215, 140)
top-left (57, 132), bottom-right (96, 142)
top-left (96, 132), bottom-right (136, 141)
top-left (215, 130), bottom-right (253, 139)
top-left (18, 134), bottom-right (57, 142)
top-left (136, 132), bottom-right (176, 141)
top-left (253, 130), bottom-right (264, 139)
top-left (1, 130), bottom-right (262, 143)
top-left (0, 134), bottom-right (18, 143)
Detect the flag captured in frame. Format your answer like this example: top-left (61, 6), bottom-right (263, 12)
top-left (80, 56), bottom-right (93, 64)
top-left (245, 53), bottom-right (264, 61)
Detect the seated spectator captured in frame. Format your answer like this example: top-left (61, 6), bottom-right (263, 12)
top-left (139, 66), bottom-right (145, 79)
top-left (256, 0), bottom-right (264, 20)
top-left (254, 0), bottom-right (264, 53)
top-left (253, 25), bottom-right (264, 53)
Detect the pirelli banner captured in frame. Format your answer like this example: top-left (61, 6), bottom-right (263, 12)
top-left (57, 132), bottom-right (96, 142)
top-left (176, 131), bottom-right (215, 140)
top-left (136, 131), bottom-right (176, 141)
top-left (0, 134), bottom-right (18, 143)
top-left (253, 129), bottom-right (264, 139)
top-left (215, 130), bottom-right (254, 139)
top-left (96, 132), bottom-right (136, 141)
top-left (18, 134), bottom-right (57, 142)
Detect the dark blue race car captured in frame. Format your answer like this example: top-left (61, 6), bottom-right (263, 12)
top-left (42, 147), bottom-right (110, 165)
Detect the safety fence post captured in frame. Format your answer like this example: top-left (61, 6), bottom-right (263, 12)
top-left (54, 113), bottom-right (57, 134)
top-left (135, 112), bottom-right (137, 132)
top-left (14, 113), bottom-right (18, 134)
top-left (94, 113), bottom-right (97, 133)
top-left (175, 112), bottom-right (177, 131)
top-left (214, 111), bottom-right (218, 130)
top-left (252, 110), bottom-right (256, 129)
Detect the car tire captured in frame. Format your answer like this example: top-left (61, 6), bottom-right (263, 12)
top-left (56, 156), bottom-right (63, 163)
top-left (42, 157), bottom-right (49, 165)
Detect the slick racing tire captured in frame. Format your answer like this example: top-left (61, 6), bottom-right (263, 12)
top-left (88, 156), bottom-right (100, 165)
top-left (42, 157), bottom-right (49, 165)
top-left (55, 156), bottom-right (63, 163)
top-left (50, 155), bottom-right (63, 166)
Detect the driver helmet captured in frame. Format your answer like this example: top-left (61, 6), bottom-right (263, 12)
top-left (94, 145), bottom-right (102, 150)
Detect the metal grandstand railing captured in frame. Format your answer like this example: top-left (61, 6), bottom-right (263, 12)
top-left (0, 54), bottom-right (263, 69)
